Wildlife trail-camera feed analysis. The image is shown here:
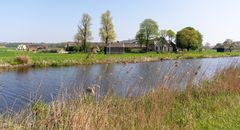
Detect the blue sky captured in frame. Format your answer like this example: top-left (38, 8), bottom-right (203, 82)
top-left (0, 0), bottom-right (240, 45)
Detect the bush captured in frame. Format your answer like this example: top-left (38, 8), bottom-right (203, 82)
top-left (65, 46), bottom-right (82, 52)
top-left (16, 55), bottom-right (31, 64)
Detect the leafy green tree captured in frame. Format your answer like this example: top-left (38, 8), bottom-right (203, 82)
top-left (136, 19), bottom-right (159, 51)
top-left (176, 27), bottom-right (203, 51)
top-left (99, 10), bottom-right (116, 45)
top-left (167, 30), bottom-right (176, 42)
top-left (135, 31), bottom-right (145, 47)
top-left (76, 13), bottom-right (92, 52)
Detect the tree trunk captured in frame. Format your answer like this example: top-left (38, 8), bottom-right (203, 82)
top-left (146, 39), bottom-right (149, 52)
top-left (84, 39), bottom-right (87, 53)
top-left (146, 42), bottom-right (148, 52)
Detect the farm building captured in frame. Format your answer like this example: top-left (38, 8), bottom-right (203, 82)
top-left (27, 44), bottom-right (48, 51)
top-left (104, 40), bottom-right (146, 54)
top-left (17, 44), bottom-right (27, 50)
top-left (153, 37), bottom-right (177, 53)
top-left (104, 43), bottom-right (125, 54)
top-left (214, 41), bottom-right (240, 52)
top-left (27, 45), bottom-right (38, 51)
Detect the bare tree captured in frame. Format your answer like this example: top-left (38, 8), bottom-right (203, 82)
top-left (160, 30), bottom-right (168, 39)
top-left (74, 33), bottom-right (81, 45)
top-left (204, 42), bottom-right (211, 50)
top-left (76, 13), bottom-right (92, 52)
top-left (223, 39), bottom-right (235, 52)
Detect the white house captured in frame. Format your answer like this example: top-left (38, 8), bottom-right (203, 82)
top-left (17, 44), bottom-right (27, 50)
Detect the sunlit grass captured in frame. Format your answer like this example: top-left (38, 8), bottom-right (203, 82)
top-left (1, 48), bottom-right (240, 67)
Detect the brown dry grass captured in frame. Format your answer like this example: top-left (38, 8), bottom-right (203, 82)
top-left (15, 55), bottom-right (31, 64)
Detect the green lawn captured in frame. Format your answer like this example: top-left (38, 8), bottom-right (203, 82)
top-left (1, 48), bottom-right (240, 67)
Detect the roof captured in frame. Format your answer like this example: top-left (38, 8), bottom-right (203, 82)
top-left (107, 42), bottom-right (143, 48)
top-left (233, 41), bottom-right (240, 49)
top-left (155, 37), bottom-right (172, 46)
top-left (214, 41), bottom-right (240, 49)
top-left (106, 43), bottom-right (125, 47)
top-left (119, 39), bottom-right (137, 44)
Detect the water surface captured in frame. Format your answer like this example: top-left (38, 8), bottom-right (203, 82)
top-left (0, 57), bottom-right (239, 112)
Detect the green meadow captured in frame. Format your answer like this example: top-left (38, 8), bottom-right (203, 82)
top-left (1, 48), bottom-right (240, 68)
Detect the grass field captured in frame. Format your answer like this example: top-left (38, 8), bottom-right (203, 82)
top-left (1, 48), bottom-right (240, 67)
top-left (0, 66), bottom-right (239, 129)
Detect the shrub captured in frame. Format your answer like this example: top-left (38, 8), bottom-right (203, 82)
top-left (66, 46), bottom-right (84, 52)
top-left (16, 55), bottom-right (31, 64)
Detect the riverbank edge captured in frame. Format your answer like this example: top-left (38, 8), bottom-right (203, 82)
top-left (0, 54), bottom-right (240, 69)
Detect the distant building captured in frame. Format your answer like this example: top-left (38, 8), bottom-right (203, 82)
top-left (213, 41), bottom-right (240, 52)
top-left (27, 45), bottom-right (38, 51)
top-left (104, 43), bottom-right (125, 54)
top-left (17, 44), bottom-right (27, 50)
top-left (64, 42), bottom-right (80, 48)
top-left (0, 45), bottom-right (5, 48)
top-left (153, 37), bottom-right (177, 52)
top-left (104, 39), bottom-right (148, 54)
top-left (26, 44), bottom-right (48, 51)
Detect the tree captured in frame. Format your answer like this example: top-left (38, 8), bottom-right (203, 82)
top-left (223, 39), bottom-right (235, 52)
top-left (203, 42), bottom-right (211, 50)
top-left (167, 30), bottom-right (176, 42)
top-left (76, 13), bottom-right (92, 52)
top-left (99, 10), bottom-right (116, 45)
top-left (74, 33), bottom-right (81, 44)
top-left (136, 19), bottom-right (159, 51)
top-left (135, 31), bottom-right (145, 48)
top-left (160, 30), bottom-right (168, 39)
top-left (176, 27), bottom-right (203, 51)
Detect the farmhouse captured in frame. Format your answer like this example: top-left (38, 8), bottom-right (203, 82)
top-left (214, 41), bottom-right (240, 52)
top-left (104, 40), bottom-right (145, 54)
top-left (27, 44), bottom-right (48, 51)
top-left (104, 43), bottom-right (125, 54)
top-left (233, 41), bottom-right (240, 50)
top-left (153, 37), bottom-right (177, 53)
top-left (27, 45), bottom-right (38, 51)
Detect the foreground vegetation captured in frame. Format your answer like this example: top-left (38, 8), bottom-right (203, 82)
top-left (1, 48), bottom-right (240, 68)
top-left (0, 66), bottom-right (240, 129)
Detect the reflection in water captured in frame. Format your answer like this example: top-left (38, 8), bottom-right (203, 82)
top-left (16, 67), bottom-right (32, 75)
top-left (0, 57), bottom-right (239, 112)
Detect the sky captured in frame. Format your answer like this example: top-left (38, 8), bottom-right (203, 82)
top-left (0, 0), bottom-right (240, 45)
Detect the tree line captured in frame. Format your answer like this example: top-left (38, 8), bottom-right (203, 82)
top-left (75, 10), bottom-right (203, 52)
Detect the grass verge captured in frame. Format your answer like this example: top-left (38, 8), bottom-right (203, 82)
top-left (1, 48), bottom-right (240, 68)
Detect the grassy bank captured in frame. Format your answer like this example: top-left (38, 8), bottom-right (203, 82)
top-left (1, 48), bottom-right (240, 68)
top-left (0, 67), bottom-right (240, 129)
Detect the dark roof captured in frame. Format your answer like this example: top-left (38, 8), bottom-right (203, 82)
top-left (119, 39), bottom-right (137, 44)
top-left (106, 43), bottom-right (125, 47)
top-left (105, 42), bottom-right (144, 48)
top-left (233, 41), bottom-right (240, 49)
